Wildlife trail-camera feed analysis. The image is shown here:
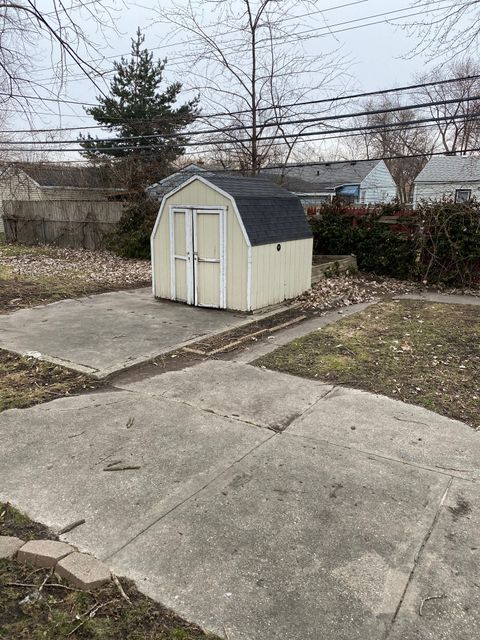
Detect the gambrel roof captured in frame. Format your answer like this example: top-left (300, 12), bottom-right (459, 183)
top-left (162, 174), bottom-right (312, 247)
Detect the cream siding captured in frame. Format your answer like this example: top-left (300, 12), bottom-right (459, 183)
top-left (251, 238), bottom-right (313, 310)
top-left (152, 180), bottom-right (248, 311)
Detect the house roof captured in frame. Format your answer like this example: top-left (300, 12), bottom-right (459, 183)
top-left (9, 163), bottom-right (124, 189)
top-left (262, 173), bottom-right (334, 194)
top-left (193, 174), bottom-right (312, 247)
top-left (414, 155), bottom-right (480, 183)
top-left (147, 164), bottom-right (212, 199)
top-left (262, 159), bottom-right (380, 190)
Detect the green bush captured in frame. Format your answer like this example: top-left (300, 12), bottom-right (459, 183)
top-left (415, 198), bottom-right (480, 287)
top-left (309, 204), bottom-right (416, 280)
top-left (107, 195), bottom-right (159, 259)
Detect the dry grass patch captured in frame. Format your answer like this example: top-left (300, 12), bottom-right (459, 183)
top-left (0, 350), bottom-right (99, 412)
top-left (255, 300), bottom-right (480, 429)
top-left (0, 242), bottom-right (150, 313)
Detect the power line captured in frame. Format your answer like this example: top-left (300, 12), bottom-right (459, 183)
top-left (5, 146), bottom-right (479, 170)
top-left (258, 147), bottom-right (480, 172)
top-left (2, 109), bottom-right (479, 153)
top-left (3, 93), bottom-right (480, 146)
top-left (3, 73), bottom-right (480, 136)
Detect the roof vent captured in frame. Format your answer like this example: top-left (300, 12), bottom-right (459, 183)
top-left (350, 161), bottom-right (357, 166)
top-left (324, 163), bottom-right (331, 168)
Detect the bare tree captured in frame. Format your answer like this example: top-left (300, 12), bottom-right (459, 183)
top-left (414, 58), bottom-right (480, 155)
top-left (157, 0), bottom-right (348, 175)
top-left (339, 96), bottom-right (435, 203)
top-left (404, 1), bottom-right (480, 61)
top-left (0, 1), bottom-right (118, 109)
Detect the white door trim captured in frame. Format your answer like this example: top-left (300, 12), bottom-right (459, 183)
top-left (192, 207), bottom-right (226, 309)
top-left (169, 207), bottom-right (194, 304)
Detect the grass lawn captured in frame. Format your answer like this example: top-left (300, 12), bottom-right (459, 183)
top-left (0, 503), bottom-right (218, 639)
top-left (255, 300), bottom-right (480, 429)
top-left (0, 350), bottom-right (99, 412)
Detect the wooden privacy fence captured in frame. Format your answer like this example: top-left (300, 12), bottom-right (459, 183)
top-left (3, 200), bottom-right (125, 250)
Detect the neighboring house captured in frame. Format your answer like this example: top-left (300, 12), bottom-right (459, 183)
top-left (0, 163), bottom-right (125, 233)
top-left (147, 164), bottom-right (211, 202)
top-left (262, 159), bottom-right (397, 208)
top-left (413, 155), bottom-right (480, 208)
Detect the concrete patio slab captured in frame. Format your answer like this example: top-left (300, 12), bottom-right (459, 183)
top-left (1, 359), bottom-right (479, 639)
top-left (388, 478), bottom-right (480, 640)
top-left (0, 390), bottom-right (270, 558)
top-left (0, 288), bottom-right (252, 377)
top-left (118, 360), bottom-right (333, 431)
top-left (288, 385), bottom-right (480, 481)
top-left (108, 433), bottom-right (449, 640)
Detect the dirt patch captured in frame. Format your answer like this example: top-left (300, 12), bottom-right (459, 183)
top-left (183, 307), bottom-right (305, 355)
top-left (0, 505), bottom-right (218, 640)
top-left (0, 350), bottom-right (100, 412)
top-left (0, 503), bottom-right (57, 542)
top-left (0, 243), bottom-right (150, 313)
top-left (254, 300), bottom-right (480, 429)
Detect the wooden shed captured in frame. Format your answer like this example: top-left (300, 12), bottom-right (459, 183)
top-left (151, 173), bottom-right (313, 312)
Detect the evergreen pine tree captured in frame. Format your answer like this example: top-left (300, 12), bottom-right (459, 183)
top-left (80, 28), bottom-right (198, 188)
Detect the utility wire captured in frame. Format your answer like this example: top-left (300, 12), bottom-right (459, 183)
top-left (4, 146), bottom-right (480, 168)
top-left (3, 110), bottom-right (479, 152)
top-left (4, 71), bottom-right (480, 129)
top-left (3, 93), bottom-right (480, 146)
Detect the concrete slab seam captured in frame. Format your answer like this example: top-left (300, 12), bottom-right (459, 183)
top-left (383, 477), bottom-right (453, 639)
top-left (278, 385), bottom-right (340, 434)
top-left (103, 432), bottom-right (277, 563)
top-left (110, 386), bottom-right (288, 433)
top-left (282, 431), bottom-right (477, 483)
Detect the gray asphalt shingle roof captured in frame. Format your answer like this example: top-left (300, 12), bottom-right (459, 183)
top-left (415, 155), bottom-right (480, 183)
top-left (12, 163), bottom-right (123, 189)
top-left (262, 160), bottom-right (379, 189)
top-left (205, 174), bottom-right (312, 246)
top-left (147, 164), bottom-right (213, 199)
top-left (262, 173), bottom-right (335, 193)
top-left (175, 172), bottom-right (312, 246)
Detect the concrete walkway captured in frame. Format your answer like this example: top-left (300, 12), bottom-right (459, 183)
top-left (1, 359), bottom-right (478, 639)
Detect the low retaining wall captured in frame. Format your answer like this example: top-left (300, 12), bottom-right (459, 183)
top-left (311, 255), bottom-right (357, 284)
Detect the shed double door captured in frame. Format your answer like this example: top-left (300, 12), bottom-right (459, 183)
top-left (170, 207), bottom-right (225, 308)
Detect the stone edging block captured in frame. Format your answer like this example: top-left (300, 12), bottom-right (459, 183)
top-left (0, 536), bottom-right (25, 559)
top-left (17, 539), bottom-right (73, 568)
top-left (56, 552), bottom-right (111, 590)
top-left (2, 535), bottom-right (112, 592)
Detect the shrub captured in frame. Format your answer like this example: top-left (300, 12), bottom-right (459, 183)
top-left (309, 203), bottom-right (416, 280)
top-left (414, 198), bottom-right (480, 287)
top-left (107, 194), bottom-right (159, 259)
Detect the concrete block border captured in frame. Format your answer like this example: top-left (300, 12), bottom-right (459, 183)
top-left (1, 535), bottom-right (111, 591)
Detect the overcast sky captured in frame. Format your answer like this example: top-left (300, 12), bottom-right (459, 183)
top-left (5, 0), bottom-right (452, 161)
